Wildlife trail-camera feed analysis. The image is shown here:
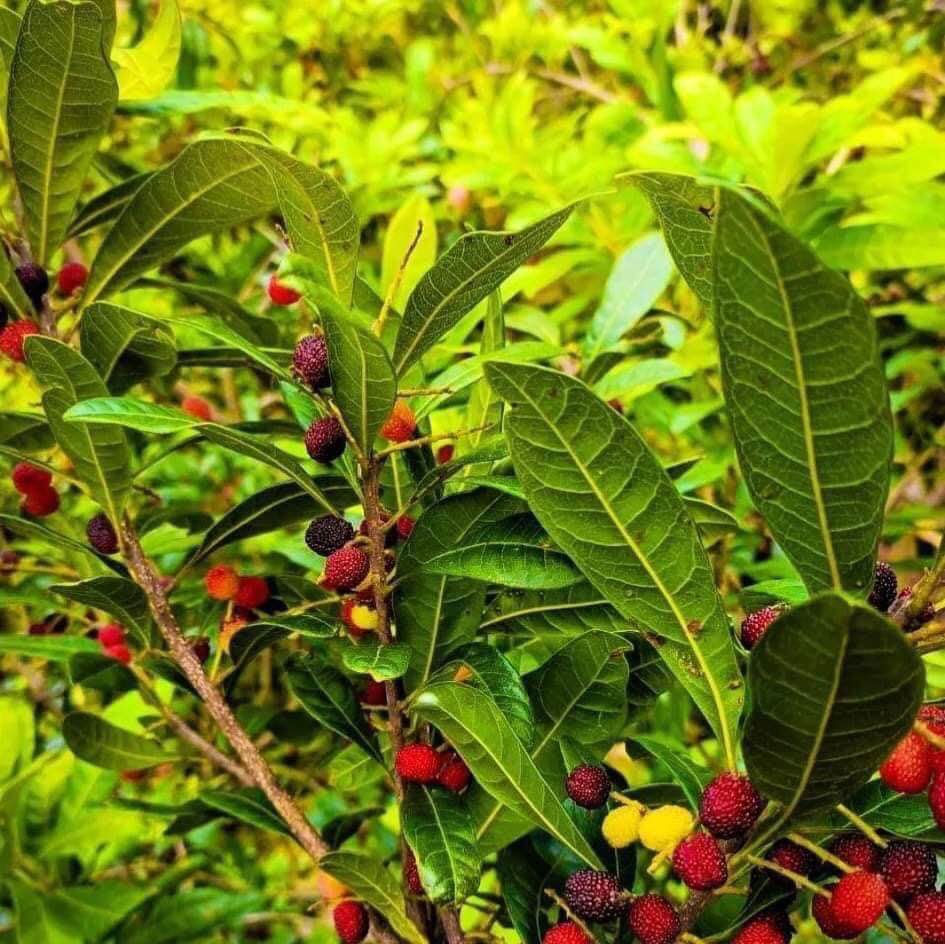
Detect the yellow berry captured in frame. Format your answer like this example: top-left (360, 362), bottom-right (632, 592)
top-left (638, 804), bottom-right (694, 852)
top-left (602, 804), bottom-right (643, 849)
top-left (351, 604), bottom-right (379, 631)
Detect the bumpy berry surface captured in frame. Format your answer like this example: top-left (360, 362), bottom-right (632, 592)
top-left (333, 901), bottom-right (369, 944)
top-left (731, 912), bottom-right (790, 944)
top-left (907, 891), bottom-right (945, 944)
top-left (395, 743), bottom-right (440, 784)
top-left (869, 561), bottom-right (898, 612)
top-left (699, 772), bottom-right (765, 839)
top-left (436, 752), bottom-right (471, 793)
top-left (563, 870), bottom-right (624, 922)
top-left (671, 832), bottom-right (727, 891)
top-left (106, 643), bottom-right (132, 664)
top-left (360, 680), bottom-right (387, 706)
top-left (542, 922), bottom-right (592, 944)
top-left (879, 840), bottom-right (937, 902)
top-left (16, 263), bottom-right (48, 308)
top-left (12, 462), bottom-right (51, 494)
top-left (830, 833), bottom-right (882, 872)
top-left (812, 894), bottom-right (857, 940)
top-left (305, 515), bottom-right (354, 556)
top-left (292, 334), bottom-right (330, 389)
top-left (267, 274), bottom-right (301, 305)
top-left (829, 870), bottom-right (889, 935)
top-left (181, 395), bottom-right (213, 420)
top-left (22, 486), bottom-right (59, 516)
top-left (396, 515), bottom-right (415, 540)
top-left (304, 417), bottom-right (346, 463)
top-left (86, 513), bottom-right (118, 555)
top-left (98, 624), bottom-right (125, 647)
top-left (929, 772), bottom-right (945, 830)
top-left (234, 576), bottom-right (269, 609)
top-left (740, 606), bottom-right (782, 649)
top-left (565, 764), bottom-right (611, 809)
top-left (380, 400), bottom-right (416, 443)
top-left (602, 804), bottom-right (643, 849)
top-left (626, 894), bottom-right (680, 944)
top-left (767, 838), bottom-right (817, 882)
top-left (879, 731), bottom-right (932, 794)
top-left (56, 262), bottom-right (88, 296)
top-left (639, 804), bottom-right (694, 852)
top-left (0, 320), bottom-right (40, 362)
top-left (323, 546), bottom-right (370, 591)
top-left (404, 849), bottom-right (423, 895)
top-left (204, 564), bottom-right (240, 601)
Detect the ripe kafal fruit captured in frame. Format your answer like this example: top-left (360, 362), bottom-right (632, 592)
top-left (879, 730), bottom-right (932, 794)
top-left (192, 637), bottom-right (211, 664)
top-left (830, 833), bottom-right (882, 872)
top-left (233, 576), bottom-right (269, 609)
top-left (360, 679), bottom-right (387, 706)
top-left (380, 400), bottom-right (416, 443)
top-left (671, 832), bottom-right (728, 891)
top-left (404, 848), bottom-right (423, 895)
top-left (22, 486), bottom-right (59, 516)
top-left (305, 417), bottom-right (346, 463)
top-left (56, 262), bottom-right (88, 296)
top-left (106, 643), bottom-right (132, 664)
top-left (436, 443), bottom-right (454, 464)
top-left (879, 840), bottom-right (937, 902)
top-left (907, 891), bottom-right (945, 944)
top-left (0, 320), bottom-right (40, 362)
top-left (16, 262), bottom-right (48, 309)
top-left (929, 771), bottom-right (945, 830)
top-left (829, 870), bottom-right (890, 936)
top-left (305, 515), bottom-right (355, 556)
top-left (395, 743), bottom-right (440, 784)
top-left (542, 923), bottom-right (592, 944)
top-left (639, 804), bottom-right (694, 852)
top-left (565, 764), bottom-right (611, 809)
top-left (323, 545), bottom-right (370, 591)
top-left (602, 803), bottom-right (643, 849)
top-left (396, 515), bottom-right (415, 540)
top-left (98, 624), bottom-right (125, 647)
top-left (627, 894), bottom-right (680, 944)
top-left (699, 772), bottom-right (765, 839)
top-left (292, 334), bottom-right (330, 390)
top-left (869, 561), bottom-right (898, 612)
top-left (181, 395), bottom-right (213, 421)
top-left (267, 274), bottom-right (301, 306)
top-left (205, 564), bottom-right (240, 601)
top-left (12, 462), bottom-right (51, 494)
top-left (86, 513), bottom-right (118, 555)
top-left (563, 870), bottom-right (624, 922)
top-left (731, 911), bottom-right (791, 944)
top-left (333, 900), bottom-right (369, 944)
top-left (812, 892), bottom-right (856, 940)
top-left (739, 606), bottom-right (783, 650)
top-left (436, 752), bottom-right (471, 793)
top-left (766, 838), bottom-right (817, 885)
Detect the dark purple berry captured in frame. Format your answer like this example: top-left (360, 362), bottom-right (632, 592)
top-left (563, 870), bottom-right (624, 922)
top-left (86, 513), bottom-right (119, 555)
top-left (304, 417), bottom-right (346, 463)
top-left (292, 334), bottom-right (330, 390)
top-left (305, 515), bottom-right (355, 556)
top-left (16, 262), bottom-right (49, 310)
top-left (565, 764), bottom-right (611, 809)
top-left (869, 561), bottom-right (898, 612)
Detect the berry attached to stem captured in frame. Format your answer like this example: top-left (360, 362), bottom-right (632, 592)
top-left (267, 274), bottom-right (301, 306)
top-left (395, 743), bottom-right (440, 784)
top-left (305, 417), bottom-right (347, 463)
top-left (879, 730), bottom-right (932, 794)
top-left (565, 764), bottom-right (611, 809)
top-left (204, 564), bottom-right (240, 601)
top-left (380, 400), bottom-right (416, 443)
top-left (0, 320), bottom-right (40, 362)
top-left (626, 894), bottom-right (680, 944)
top-left (699, 772), bottom-right (765, 839)
top-left (56, 262), bottom-right (88, 296)
top-left (671, 832), bottom-right (728, 891)
top-left (305, 515), bottom-right (355, 556)
top-left (323, 545), bottom-right (370, 591)
top-left (563, 870), bottom-right (624, 922)
top-left (333, 901), bottom-right (369, 944)
top-left (869, 561), bottom-right (898, 612)
top-left (86, 513), bottom-right (119, 555)
top-left (292, 334), bottom-right (330, 389)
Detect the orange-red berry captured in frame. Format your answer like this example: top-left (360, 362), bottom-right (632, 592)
top-left (267, 274), bottom-right (301, 306)
top-left (205, 564), bottom-right (240, 601)
top-left (56, 262), bottom-right (88, 296)
top-left (380, 401), bottom-right (416, 443)
top-left (395, 744), bottom-right (440, 784)
top-left (21, 486), bottom-right (59, 516)
top-left (879, 731), bottom-right (932, 794)
top-left (233, 576), bottom-right (269, 610)
top-left (0, 321), bottom-right (40, 362)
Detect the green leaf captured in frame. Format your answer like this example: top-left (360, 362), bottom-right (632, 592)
top-left (0, 237), bottom-right (34, 320)
top-left (0, 513), bottom-right (127, 574)
top-left (497, 839), bottom-right (555, 944)
top-left (584, 232), bottom-right (674, 359)
top-left (46, 881), bottom-right (150, 941)
top-left (320, 302), bottom-right (396, 453)
top-left (64, 396), bottom-right (198, 433)
top-left (24, 337), bottom-right (132, 521)
top-left (402, 785), bottom-right (481, 904)
top-left (629, 735), bottom-right (711, 811)
top-left (200, 788), bottom-right (290, 837)
top-left (0, 411), bottom-right (52, 452)
top-left (743, 593), bottom-right (924, 819)
top-left (709, 187), bottom-right (893, 595)
top-left (0, 634), bottom-right (99, 662)
top-left (320, 851), bottom-right (425, 944)
top-left (393, 205), bottom-right (574, 374)
top-left (122, 889), bottom-right (263, 944)
top-left (382, 194), bottom-right (438, 312)
top-left (62, 712), bottom-right (179, 770)
top-left (821, 780), bottom-right (943, 841)
top-left (285, 652), bottom-right (381, 761)
top-left (68, 171), bottom-right (150, 238)
top-left (685, 498), bottom-right (740, 545)
top-left (485, 361), bottom-right (743, 766)
top-left (8, 0), bottom-right (118, 262)
top-left (112, 0), bottom-right (180, 102)
top-left (68, 652), bottom-right (137, 693)
top-left (341, 641), bottom-right (411, 681)
top-left (414, 680), bottom-right (603, 870)
top-left (50, 577), bottom-right (150, 641)
top-left (0, 8), bottom-right (21, 122)
top-left (8, 878), bottom-right (78, 944)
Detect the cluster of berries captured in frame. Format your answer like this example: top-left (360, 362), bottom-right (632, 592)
top-left (11, 462), bottom-right (59, 517)
top-left (394, 743), bottom-right (472, 794)
top-left (0, 262), bottom-right (88, 362)
top-left (203, 564), bottom-right (271, 645)
top-left (97, 623), bottom-right (131, 664)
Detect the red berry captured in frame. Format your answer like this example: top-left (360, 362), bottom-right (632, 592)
top-left (921, 705), bottom-right (945, 774)
top-left (767, 838), bottom-right (817, 884)
top-left (333, 901), bottom-right (369, 944)
top-left (233, 576), bottom-right (269, 609)
top-left (98, 624), bottom-right (125, 647)
top-left (740, 606), bottom-right (783, 650)
top-left (21, 486), bottom-right (59, 517)
top-left (305, 417), bottom-right (346, 463)
top-left (880, 731), bottom-right (932, 794)
top-left (395, 744), bottom-right (440, 784)
top-left (829, 870), bottom-right (889, 935)
top-left (436, 752), bottom-right (471, 793)
top-left (699, 772), bottom-right (765, 839)
top-left (305, 515), bottom-right (355, 556)
top-left (204, 564), bottom-right (239, 601)
top-left (907, 891), bottom-right (945, 944)
top-left (879, 840), bottom-right (937, 903)
top-left (627, 894), bottom-right (680, 944)
top-left (0, 321), bottom-right (40, 362)
top-left (563, 870), bottom-right (624, 922)
top-left (323, 545), bottom-right (370, 591)
top-left (292, 334), bottom-right (330, 389)
top-left (267, 274), bottom-right (301, 306)
top-left (86, 513), bottom-right (118, 555)
top-left (869, 561), bottom-right (898, 612)
top-left (404, 848), bottom-right (423, 895)
top-left (731, 912), bottom-right (790, 944)
top-left (436, 444), bottom-right (454, 464)
top-left (671, 832), bottom-right (728, 891)
top-left (929, 771), bottom-right (945, 830)
top-left (56, 262), bottom-right (88, 296)
top-left (380, 401), bottom-right (416, 444)
top-left (543, 924), bottom-right (592, 944)
top-left (360, 680), bottom-right (387, 706)
top-left (396, 516), bottom-right (415, 540)
top-left (192, 637), bottom-right (211, 664)
top-left (181, 395), bottom-right (213, 421)
top-left (812, 893), bottom-right (857, 940)
top-left (830, 833), bottom-right (882, 872)
top-left (11, 462), bottom-right (51, 494)
top-left (106, 643), bottom-right (132, 664)
top-left (565, 764), bottom-right (611, 809)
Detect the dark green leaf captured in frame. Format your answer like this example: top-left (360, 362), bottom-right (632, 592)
top-left (68, 171), bottom-right (150, 238)
top-left (0, 513), bottom-right (127, 574)
top-left (46, 881), bottom-right (150, 941)
top-left (229, 614), bottom-right (337, 666)
top-left (50, 576), bottom-right (150, 641)
top-left (0, 634), bottom-right (99, 662)
top-left (62, 712), bottom-right (179, 770)
top-left (122, 889), bottom-right (263, 944)
top-left (68, 652), bottom-right (137, 692)
top-left (341, 641), bottom-right (411, 681)
top-left (0, 412), bottom-right (54, 451)
top-left (497, 839), bottom-right (555, 944)
top-left (200, 789), bottom-right (290, 837)
top-left (629, 735), bottom-right (711, 810)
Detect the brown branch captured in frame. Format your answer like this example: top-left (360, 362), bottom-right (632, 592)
top-left (439, 907), bottom-right (465, 944)
top-left (160, 703), bottom-right (254, 787)
top-left (120, 516), bottom-right (329, 861)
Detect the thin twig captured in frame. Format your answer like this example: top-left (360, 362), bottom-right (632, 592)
top-left (375, 222), bottom-right (424, 337)
top-left (376, 424), bottom-right (494, 457)
top-left (835, 804), bottom-right (887, 848)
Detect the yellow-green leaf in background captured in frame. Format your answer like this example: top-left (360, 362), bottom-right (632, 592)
top-left (113, 0), bottom-right (181, 102)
